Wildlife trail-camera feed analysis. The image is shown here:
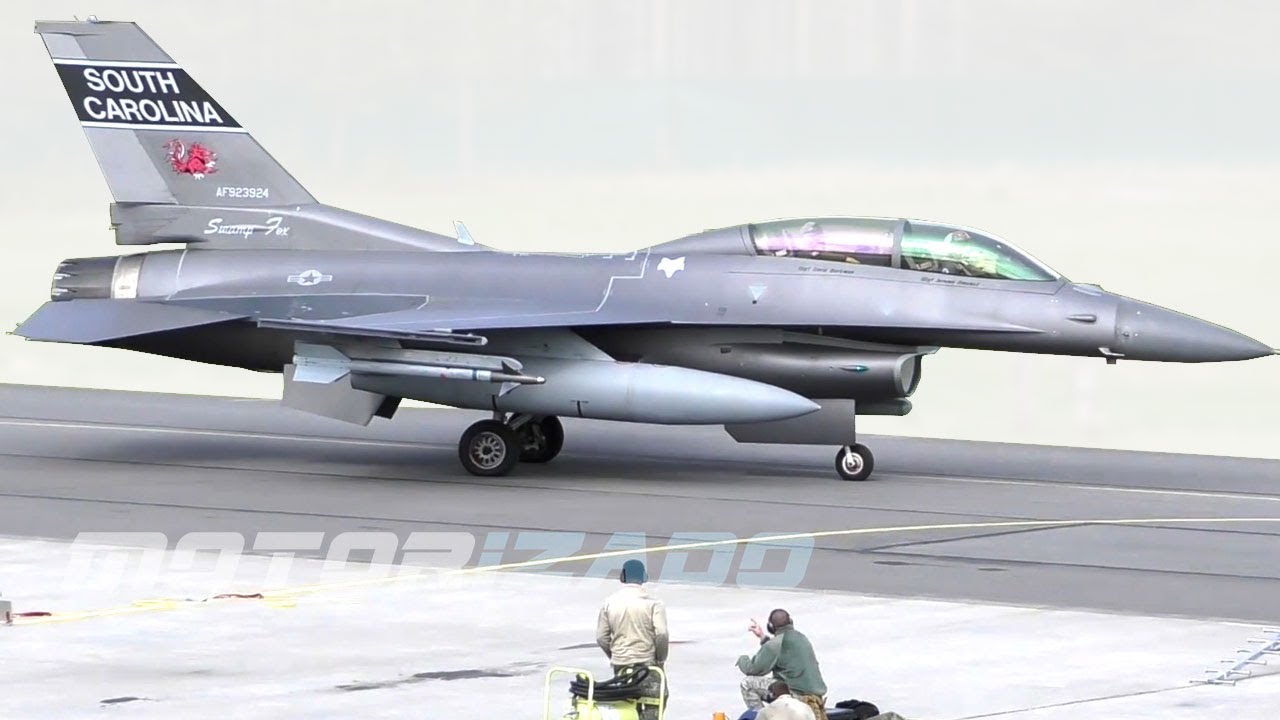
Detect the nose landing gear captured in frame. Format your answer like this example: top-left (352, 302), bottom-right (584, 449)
top-left (457, 414), bottom-right (564, 476)
top-left (835, 443), bottom-right (874, 481)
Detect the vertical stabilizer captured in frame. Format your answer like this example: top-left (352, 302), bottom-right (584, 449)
top-left (36, 19), bottom-right (314, 207)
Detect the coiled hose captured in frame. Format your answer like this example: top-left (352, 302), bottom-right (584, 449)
top-left (568, 668), bottom-right (652, 701)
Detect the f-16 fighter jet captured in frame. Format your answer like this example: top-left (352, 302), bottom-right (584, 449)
top-left (19, 20), bottom-right (1275, 480)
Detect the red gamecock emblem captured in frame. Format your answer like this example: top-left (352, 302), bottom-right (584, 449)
top-left (163, 139), bottom-right (218, 179)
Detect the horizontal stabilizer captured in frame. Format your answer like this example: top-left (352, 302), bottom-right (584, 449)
top-left (15, 299), bottom-right (244, 344)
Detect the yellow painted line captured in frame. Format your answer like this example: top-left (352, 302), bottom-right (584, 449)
top-left (13, 516), bottom-right (1280, 626)
top-left (452, 516), bottom-right (1279, 574)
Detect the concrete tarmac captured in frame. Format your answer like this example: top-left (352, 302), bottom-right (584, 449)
top-left (1, 384), bottom-right (1277, 623)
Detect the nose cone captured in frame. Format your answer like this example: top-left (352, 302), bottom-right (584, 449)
top-left (1115, 298), bottom-right (1273, 362)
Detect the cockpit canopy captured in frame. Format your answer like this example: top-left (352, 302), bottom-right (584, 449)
top-left (750, 217), bottom-right (1060, 282)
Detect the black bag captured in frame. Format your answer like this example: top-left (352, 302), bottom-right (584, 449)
top-left (832, 698), bottom-right (881, 720)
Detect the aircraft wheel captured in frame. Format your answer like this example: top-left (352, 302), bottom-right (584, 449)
top-left (517, 416), bottom-right (564, 463)
top-left (835, 443), bottom-right (874, 481)
top-left (459, 420), bottom-right (519, 477)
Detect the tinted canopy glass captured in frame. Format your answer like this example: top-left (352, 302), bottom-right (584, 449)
top-left (750, 218), bottom-right (897, 267)
top-left (900, 222), bottom-right (1058, 281)
top-left (750, 217), bottom-right (1061, 281)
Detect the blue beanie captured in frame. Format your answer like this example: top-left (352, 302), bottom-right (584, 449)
top-left (620, 559), bottom-right (647, 584)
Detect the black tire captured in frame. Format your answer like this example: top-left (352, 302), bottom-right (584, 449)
top-left (518, 416), bottom-right (565, 463)
top-left (835, 443), bottom-right (874, 481)
top-left (458, 420), bottom-right (519, 477)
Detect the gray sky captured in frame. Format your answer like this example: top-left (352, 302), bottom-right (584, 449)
top-left (1, 1), bottom-right (1276, 458)
top-left (8, 1), bottom-right (1280, 178)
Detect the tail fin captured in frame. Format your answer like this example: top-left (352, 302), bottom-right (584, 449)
top-left (36, 19), bottom-right (481, 253)
top-left (37, 19), bottom-right (314, 207)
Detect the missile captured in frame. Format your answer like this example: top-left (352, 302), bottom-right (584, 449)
top-left (344, 360), bottom-right (542, 386)
top-left (292, 343), bottom-right (544, 394)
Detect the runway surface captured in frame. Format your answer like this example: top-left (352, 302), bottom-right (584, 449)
top-left (1, 383), bottom-right (1277, 623)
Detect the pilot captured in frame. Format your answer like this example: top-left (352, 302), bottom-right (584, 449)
top-left (597, 559), bottom-right (669, 718)
top-left (971, 251), bottom-right (1000, 279)
top-left (795, 221), bottom-right (825, 256)
top-left (737, 609), bottom-right (828, 719)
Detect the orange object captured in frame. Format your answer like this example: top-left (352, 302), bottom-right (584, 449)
top-left (713, 714), bottom-right (727, 720)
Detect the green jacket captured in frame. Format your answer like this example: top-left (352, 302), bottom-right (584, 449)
top-left (736, 626), bottom-right (827, 697)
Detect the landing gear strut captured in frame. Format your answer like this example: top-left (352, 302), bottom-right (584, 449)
top-left (835, 443), bottom-right (874, 481)
top-left (457, 414), bottom-right (564, 476)
top-left (515, 415), bottom-right (564, 464)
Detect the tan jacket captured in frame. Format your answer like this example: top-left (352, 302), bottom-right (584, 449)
top-left (596, 584), bottom-right (669, 667)
top-left (759, 696), bottom-right (818, 720)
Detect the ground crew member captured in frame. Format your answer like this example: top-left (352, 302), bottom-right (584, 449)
top-left (597, 559), bottom-right (669, 718)
top-left (737, 609), bottom-right (827, 719)
top-left (758, 681), bottom-right (817, 720)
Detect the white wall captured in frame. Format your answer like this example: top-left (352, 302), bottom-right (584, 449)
top-left (1, 1), bottom-right (1276, 457)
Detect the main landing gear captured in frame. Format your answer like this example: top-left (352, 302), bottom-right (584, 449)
top-left (835, 443), bottom-right (874, 481)
top-left (456, 413), bottom-right (873, 481)
top-left (457, 414), bottom-right (564, 477)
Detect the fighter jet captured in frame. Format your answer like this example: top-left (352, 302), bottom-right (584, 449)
top-left (18, 20), bottom-right (1275, 480)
